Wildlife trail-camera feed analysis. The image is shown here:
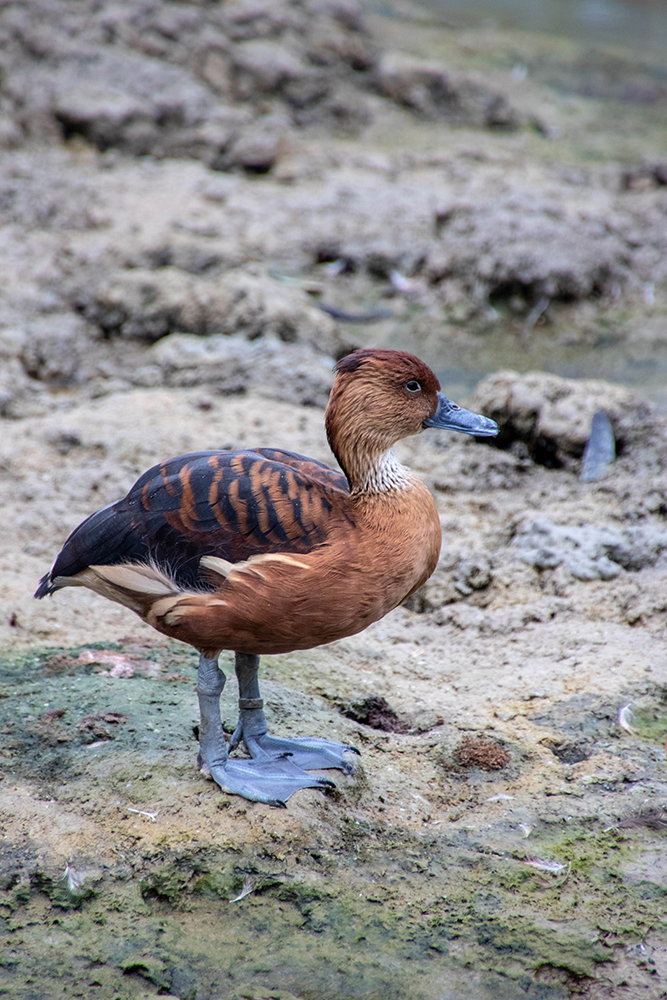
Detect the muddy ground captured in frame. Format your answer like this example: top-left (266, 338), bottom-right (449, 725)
top-left (1, 2), bottom-right (667, 999)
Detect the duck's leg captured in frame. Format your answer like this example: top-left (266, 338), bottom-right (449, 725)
top-left (229, 652), bottom-right (359, 774)
top-left (196, 654), bottom-right (334, 806)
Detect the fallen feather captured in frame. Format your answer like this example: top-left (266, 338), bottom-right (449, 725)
top-left (618, 704), bottom-right (636, 736)
top-left (525, 859), bottom-right (569, 875)
top-left (388, 269), bottom-right (429, 300)
top-left (229, 875), bottom-right (255, 902)
top-left (389, 269), bottom-right (415, 293)
top-left (322, 258), bottom-right (346, 276)
top-left (127, 807), bottom-right (158, 821)
top-left (62, 863), bottom-right (85, 893)
top-left (522, 296), bottom-right (549, 340)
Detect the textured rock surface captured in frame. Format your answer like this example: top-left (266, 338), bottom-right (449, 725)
top-left (424, 194), bottom-right (644, 302)
top-left (1, 140), bottom-right (667, 420)
top-left (0, 0), bottom-right (521, 171)
top-left (470, 370), bottom-right (654, 465)
top-left (0, 0), bottom-right (377, 162)
top-left (375, 51), bottom-right (520, 127)
top-left (150, 333), bottom-right (336, 406)
top-left (78, 264), bottom-right (342, 351)
top-left (512, 518), bottom-right (667, 581)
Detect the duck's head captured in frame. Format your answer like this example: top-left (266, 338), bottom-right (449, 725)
top-left (326, 348), bottom-right (498, 488)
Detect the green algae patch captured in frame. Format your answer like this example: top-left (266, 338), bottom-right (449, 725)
top-left (1, 645), bottom-right (667, 998)
top-left (30, 866), bottom-right (99, 910)
top-left (2, 823), bottom-right (662, 1000)
top-left (632, 705), bottom-right (667, 746)
top-left (0, 643), bottom-right (198, 786)
top-left (120, 953), bottom-right (171, 991)
top-left (547, 828), bottom-right (628, 875)
top-left (475, 917), bottom-right (612, 978)
top-left (0, 866), bottom-right (576, 1000)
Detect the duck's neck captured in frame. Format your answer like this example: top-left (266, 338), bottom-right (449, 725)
top-left (351, 448), bottom-right (413, 494)
top-left (333, 439), bottom-right (414, 495)
top-left (325, 382), bottom-right (416, 495)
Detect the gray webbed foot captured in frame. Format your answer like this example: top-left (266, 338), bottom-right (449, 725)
top-left (232, 651), bottom-right (359, 775)
top-left (235, 730), bottom-right (359, 775)
top-left (206, 757), bottom-right (335, 807)
top-left (197, 653), bottom-right (337, 806)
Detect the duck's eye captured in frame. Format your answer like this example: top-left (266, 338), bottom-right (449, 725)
top-left (406, 381), bottom-right (421, 393)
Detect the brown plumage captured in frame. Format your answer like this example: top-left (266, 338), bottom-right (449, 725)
top-left (36, 348), bottom-right (497, 805)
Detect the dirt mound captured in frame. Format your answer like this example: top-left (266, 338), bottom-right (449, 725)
top-left (77, 263), bottom-right (343, 351)
top-left (0, 0), bottom-right (521, 171)
top-left (0, 0), bottom-right (376, 166)
top-left (374, 51), bottom-right (520, 128)
top-left (513, 518), bottom-right (667, 580)
top-left (469, 370), bottom-right (659, 467)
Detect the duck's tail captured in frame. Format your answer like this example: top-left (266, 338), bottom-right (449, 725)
top-left (34, 573), bottom-right (58, 599)
top-left (41, 562), bottom-right (189, 616)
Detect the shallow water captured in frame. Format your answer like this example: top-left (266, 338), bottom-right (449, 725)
top-left (437, 333), bottom-right (667, 407)
top-left (369, 1), bottom-right (667, 406)
top-left (419, 0), bottom-right (667, 53)
top-left (370, 307), bottom-right (667, 407)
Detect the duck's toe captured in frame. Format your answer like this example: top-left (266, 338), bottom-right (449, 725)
top-left (207, 756), bottom-right (335, 807)
top-left (244, 734), bottom-right (359, 775)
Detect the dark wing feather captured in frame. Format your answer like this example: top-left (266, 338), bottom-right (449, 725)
top-left (36, 449), bottom-right (351, 595)
top-left (251, 448), bottom-right (349, 491)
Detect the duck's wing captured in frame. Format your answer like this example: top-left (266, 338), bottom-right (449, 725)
top-left (251, 448), bottom-right (348, 491)
top-left (35, 449), bottom-right (351, 596)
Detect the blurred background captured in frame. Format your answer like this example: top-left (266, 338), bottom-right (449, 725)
top-left (2, 0), bottom-right (667, 417)
top-left (421, 0), bottom-right (667, 50)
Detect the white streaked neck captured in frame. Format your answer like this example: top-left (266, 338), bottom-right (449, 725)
top-left (351, 449), bottom-right (414, 495)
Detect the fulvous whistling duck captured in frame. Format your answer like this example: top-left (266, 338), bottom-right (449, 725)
top-left (36, 348), bottom-right (498, 805)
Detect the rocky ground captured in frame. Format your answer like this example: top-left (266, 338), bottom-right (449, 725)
top-left (1, 2), bottom-right (667, 999)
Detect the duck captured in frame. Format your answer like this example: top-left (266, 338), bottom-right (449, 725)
top-left (35, 348), bottom-right (498, 805)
